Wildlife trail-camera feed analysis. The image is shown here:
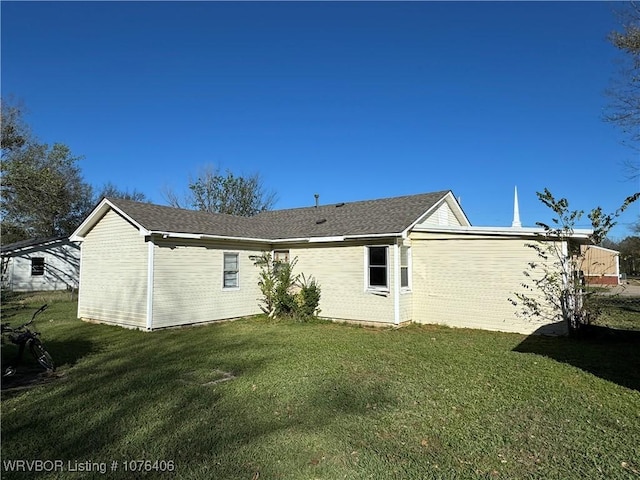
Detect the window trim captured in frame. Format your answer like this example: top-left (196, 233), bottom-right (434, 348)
top-left (222, 252), bottom-right (240, 290)
top-left (400, 245), bottom-right (412, 292)
top-left (31, 257), bottom-right (45, 276)
top-left (365, 246), bottom-right (389, 292)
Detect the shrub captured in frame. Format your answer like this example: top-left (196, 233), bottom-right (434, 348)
top-left (296, 273), bottom-right (321, 320)
top-left (254, 253), bottom-right (321, 321)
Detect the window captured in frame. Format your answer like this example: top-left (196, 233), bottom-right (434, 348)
top-left (273, 250), bottom-right (290, 263)
top-left (31, 257), bottom-right (45, 276)
top-left (367, 246), bottom-right (388, 290)
top-left (273, 250), bottom-right (290, 275)
top-left (400, 246), bottom-right (411, 290)
top-left (223, 253), bottom-right (239, 288)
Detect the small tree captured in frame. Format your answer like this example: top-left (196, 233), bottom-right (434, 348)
top-left (254, 253), bottom-right (321, 321)
top-left (511, 189), bottom-right (639, 334)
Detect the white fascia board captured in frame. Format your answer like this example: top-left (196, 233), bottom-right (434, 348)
top-left (412, 225), bottom-right (593, 239)
top-left (273, 233), bottom-right (400, 243)
top-left (271, 237), bottom-right (314, 244)
top-left (344, 232), bottom-right (403, 241)
top-left (70, 198), bottom-right (149, 241)
top-left (69, 198), bottom-right (111, 241)
top-left (402, 191), bottom-right (471, 237)
top-left (152, 232), bottom-right (401, 244)
top-left (308, 236), bottom-right (345, 243)
top-left (150, 231), bottom-right (271, 243)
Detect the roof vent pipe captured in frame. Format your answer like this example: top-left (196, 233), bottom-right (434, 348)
top-left (314, 193), bottom-right (319, 208)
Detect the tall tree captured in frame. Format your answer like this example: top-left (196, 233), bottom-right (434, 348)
top-left (163, 164), bottom-right (277, 216)
top-left (606, 2), bottom-right (640, 151)
top-left (618, 235), bottom-right (640, 275)
top-left (1, 99), bottom-right (93, 244)
top-left (1, 99), bottom-right (31, 153)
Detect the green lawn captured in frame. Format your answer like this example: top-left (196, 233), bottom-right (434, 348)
top-left (590, 295), bottom-right (640, 331)
top-left (1, 296), bottom-right (639, 479)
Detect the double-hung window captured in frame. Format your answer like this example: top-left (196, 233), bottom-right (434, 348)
top-left (223, 253), bottom-right (239, 289)
top-left (400, 246), bottom-right (411, 290)
top-left (367, 246), bottom-right (388, 290)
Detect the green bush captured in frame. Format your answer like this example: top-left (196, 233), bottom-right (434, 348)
top-left (296, 273), bottom-right (321, 319)
top-left (254, 253), bottom-right (321, 321)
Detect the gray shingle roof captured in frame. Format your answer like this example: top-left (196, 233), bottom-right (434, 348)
top-left (107, 190), bottom-right (451, 240)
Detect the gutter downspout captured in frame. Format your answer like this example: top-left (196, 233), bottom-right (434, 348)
top-left (146, 239), bottom-right (155, 331)
top-left (393, 242), bottom-right (401, 326)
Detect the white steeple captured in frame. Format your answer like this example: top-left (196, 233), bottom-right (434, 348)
top-left (511, 186), bottom-right (522, 228)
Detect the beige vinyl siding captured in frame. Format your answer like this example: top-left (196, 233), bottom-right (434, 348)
top-left (151, 239), bottom-right (263, 328)
top-left (399, 290), bottom-right (412, 324)
top-left (78, 209), bottom-right (148, 328)
top-left (290, 241), bottom-right (396, 325)
top-left (410, 232), bottom-right (566, 335)
top-left (417, 201), bottom-right (464, 227)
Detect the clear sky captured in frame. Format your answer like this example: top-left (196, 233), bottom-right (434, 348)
top-left (2, 1), bottom-right (638, 239)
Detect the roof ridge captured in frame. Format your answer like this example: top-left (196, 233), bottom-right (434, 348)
top-left (256, 190), bottom-right (452, 216)
top-left (88, 190), bottom-right (455, 240)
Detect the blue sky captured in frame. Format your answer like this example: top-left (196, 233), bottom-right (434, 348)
top-left (2, 1), bottom-right (638, 238)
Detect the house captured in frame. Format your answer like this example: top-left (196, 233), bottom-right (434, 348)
top-left (578, 245), bottom-right (621, 286)
top-left (70, 190), bottom-right (590, 335)
top-left (1, 236), bottom-right (80, 292)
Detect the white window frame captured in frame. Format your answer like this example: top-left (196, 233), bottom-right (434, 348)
top-left (222, 252), bottom-right (239, 289)
top-left (365, 246), bottom-right (389, 292)
top-left (400, 245), bottom-right (412, 292)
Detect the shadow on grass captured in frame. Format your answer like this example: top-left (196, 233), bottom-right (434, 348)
top-left (1, 337), bottom-right (95, 392)
top-left (513, 325), bottom-right (640, 392)
top-left (0, 326), bottom-right (395, 479)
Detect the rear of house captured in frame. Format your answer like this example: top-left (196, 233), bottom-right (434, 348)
top-left (71, 191), bottom-right (588, 335)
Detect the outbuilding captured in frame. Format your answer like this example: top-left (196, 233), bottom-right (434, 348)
top-left (1, 236), bottom-right (80, 292)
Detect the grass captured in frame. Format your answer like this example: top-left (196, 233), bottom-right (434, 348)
top-left (590, 295), bottom-right (640, 331)
top-left (1, 295), bottom-right (639, 479)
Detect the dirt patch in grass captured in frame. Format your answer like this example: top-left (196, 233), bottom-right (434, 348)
top-left (179, 369), bottom-right (236, 386)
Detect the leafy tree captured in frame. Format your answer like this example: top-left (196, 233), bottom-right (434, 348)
top-left (1, 99), bottom-right (31, 153)
top-left (510, 189), bottom-right (639, 334)
top-left (606, 2), bottom-right (640, 150)
top-left (618, 235), bottom-right (640, 275)
top-left (1, 142), bottom-right (93, 244)
top-left (95, 181), bottom-right (148, 203)
top-left (163, 164), bottom-right (277, 216)
top-left (1, 100), bottom-right (93, 243)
